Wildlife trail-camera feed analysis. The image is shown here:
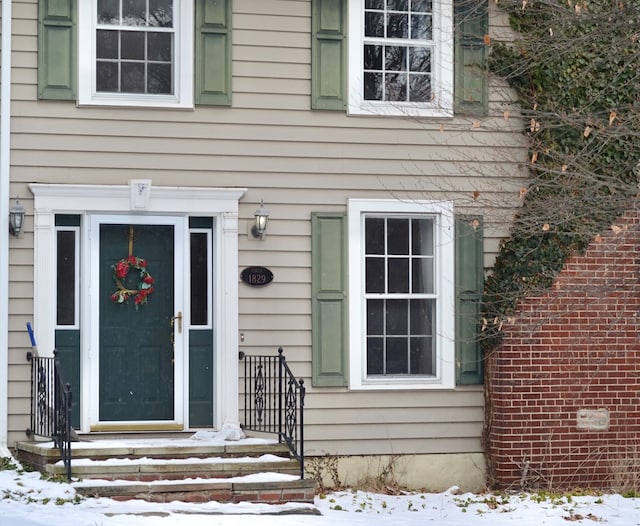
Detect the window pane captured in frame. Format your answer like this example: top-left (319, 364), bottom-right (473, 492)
top-left (410, 337), bottom-right (433, 374)
top-left (121, 31), bottom-right (145, 60)
top-left (411, 14), bottom-right (432, 40)
top-left (364, 72), bottom-right (383, 100)
top-left (388, 258), bottom-right (409, 292)
top-left (409, 74), bottom-right (431, 102)
top-left (412, 258), bottom-right (434, 293)
top-left (365, 257), bottom-right (385, 293)
top-left (386, 299), bottom-right (408, 334)
top-left (387, 218), bottom-right (409, 254)
top-left (365, 12), bottom-right (384, 37)
top-left (121, 62), bottom-right (145, 92)
top-left (386, 73), bottom-right (406, 101)
top-left (410, 298), bottom-right (433, 335)
top-left (97, 30), bottom-right (119, 59)
top-left (409, 47), bottom-right (431, 73)
top-left (387, 13), bottom-right (408, 39)
top-left (367, 337), bottom-right (384, 374)
top-left (150, 0), bottom-right (173, 27)
top-left (123, 0), bottom-right (146, 26)
top-left (96, 61), bottom-right (119, 91)
top-left (148, 63), bottom-right (172, 93)
top-left (365, 217), bottom-right (385, 255)
top-left (385, 46), bottom-right (406, 72)
top-left (148, 32), bottom-right (172, 61)
top-left (367, 299), bottom-right (384, 335)
top-left (190, 233), bottom-right (208, 325)
top-left (412, 0), bottom-right (432, 12)
top-left (364, 45), bottom-right (383, 71)
top-left (366, 0), bottom-right (385, 8)
top-left (411, 218), bottom-right (433, 255)
top-left (387, 0), bottom-right (408, 10)
top-left (57, 231), bottom-right (75, 326)
top-left (386, 337), bottom-right (408, 374)
top-left (98, 0), bottom-right (119, 24)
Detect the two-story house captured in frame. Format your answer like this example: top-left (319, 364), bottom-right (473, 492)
top-left (0, 0), bottom-right (527, 490)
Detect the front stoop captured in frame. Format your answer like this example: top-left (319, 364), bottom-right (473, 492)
top-left (14, 437), bottom-right (316, 505)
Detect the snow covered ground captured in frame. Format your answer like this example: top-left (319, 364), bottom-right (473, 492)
top-left (2, 459), bottom-right (640, 526)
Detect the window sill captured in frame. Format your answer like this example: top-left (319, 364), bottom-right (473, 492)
top-left (349, 376), bottom-right (456, 391)
top-left (347, 102), bottom-right (454, 118)
top-left (77, 94), bottom-right (194, 110)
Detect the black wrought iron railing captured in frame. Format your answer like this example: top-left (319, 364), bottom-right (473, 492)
top-left (240, 347), bottom-right (306, 478)
top-left (26, 350), bottom-right (72, 480)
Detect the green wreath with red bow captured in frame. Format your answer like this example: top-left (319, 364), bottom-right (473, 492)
top-left (111, 255), bottom-right (155, 307)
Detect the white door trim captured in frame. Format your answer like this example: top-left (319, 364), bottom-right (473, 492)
top-left (30, 182), bottom-right (247, 432)
top-left (88, 214), bottom-right (186, 429)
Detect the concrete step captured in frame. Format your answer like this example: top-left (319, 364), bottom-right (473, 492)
top-left (45, 454), bottom-right (301, 480)
top-left (15, 438), bottom-right (292, 470)
top-left (73, 474), bottom-right (317, 504)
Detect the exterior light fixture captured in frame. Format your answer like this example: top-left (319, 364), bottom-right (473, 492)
top-left (251, 200), bottom-right (270, 239)
top-left (9, 200), bottom-right (26, 237)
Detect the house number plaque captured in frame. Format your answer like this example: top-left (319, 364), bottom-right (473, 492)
top-left (241, 267), bottom-right (274, 287)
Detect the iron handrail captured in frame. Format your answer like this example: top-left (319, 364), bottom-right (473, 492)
top-left (26, 350), bottom-right (72, 480)
top-left (240, 347), bottom-right (306, 478)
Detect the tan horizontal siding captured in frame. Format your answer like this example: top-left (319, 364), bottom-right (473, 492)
top-left (305, 406), bottom-right (483, 426)
top-left (7, 0), bottom-right (522, 456)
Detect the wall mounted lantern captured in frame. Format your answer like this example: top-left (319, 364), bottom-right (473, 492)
top-left (251, 200), bottom-right (270, 239)
top-left (9, 200), bottom-right (26, 237)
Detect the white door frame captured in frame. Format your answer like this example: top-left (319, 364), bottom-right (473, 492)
top-left (30, 182), bottom-right (247, 433)
top-left (88, 214), bottom-right (186, 429)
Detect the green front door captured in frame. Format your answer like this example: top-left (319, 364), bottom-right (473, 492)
top-left (99, 224), bottom-right (176, 422)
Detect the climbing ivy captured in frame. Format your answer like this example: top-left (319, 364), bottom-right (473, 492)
top-left (483, 0), bottom-right (640, 347)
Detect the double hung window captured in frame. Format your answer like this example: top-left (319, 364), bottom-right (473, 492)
top-left (348, 0), bottom-right (454, 116)
top-left (79, 0), bottom-right (194, 107)
top-left (348, 199), bottom-right (455, 389)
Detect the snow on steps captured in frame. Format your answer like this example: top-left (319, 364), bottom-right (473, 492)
top-left (15, 435), bottom-right (315, 504)
top-left (73, 473), bottom-right (316, 504)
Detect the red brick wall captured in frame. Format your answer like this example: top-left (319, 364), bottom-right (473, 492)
top-left (487, 210), bottom-right (640, 490)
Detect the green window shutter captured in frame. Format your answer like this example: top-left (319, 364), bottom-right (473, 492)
top-left (38, 0), bottom-right (76, 100)
top-left (454, 0), bottom-right (488, 115)
top-left (311, 212), bottom-right (348, 386)
top-left (311, 0), bottom-right (346, 110)
top-left (195, 0), bottom-right (232, 106)
top-left (455, 216), bottom-right (484, 384)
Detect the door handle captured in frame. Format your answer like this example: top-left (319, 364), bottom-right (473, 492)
top-left (170, 312), bottom-right (183, 334)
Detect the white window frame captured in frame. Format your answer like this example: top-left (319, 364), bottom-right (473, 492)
top-left (348, 198), bottom-right (455, 390)
top-left (347, 0), bottom-right (454, 117)
top-left (78, 0), bottom-right (194, 108)
top-left (55, 224), bottom-right (81, 329)
top-left (188, 227), bottom-right (213, 330)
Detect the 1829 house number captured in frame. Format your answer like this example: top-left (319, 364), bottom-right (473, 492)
top-left (241, 267), bottom-right (274, 287)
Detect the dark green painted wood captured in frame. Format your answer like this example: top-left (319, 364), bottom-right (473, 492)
top-left (55, 330), bottom-right (80, 429)
top-left (189, 329), bottom-right (214, 427)
top-left (38, 0), bottom-right (76, 100)
top-left (195, 0), bottom-right (232, 105)
top-left (311, 0), bottom-right (346, 110)
top-left (189, 217), bottom-right (214, 229)
top-left (311, 212), bottom-right (348, 386)
top-left (455, 216), bottom-right (484, 385)
top-left (99, 224), bottom-right (175, 421)
top-left (454, 0), bottom-right (488, 115)
top-left (55, 214), bottom-right (81, 227)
